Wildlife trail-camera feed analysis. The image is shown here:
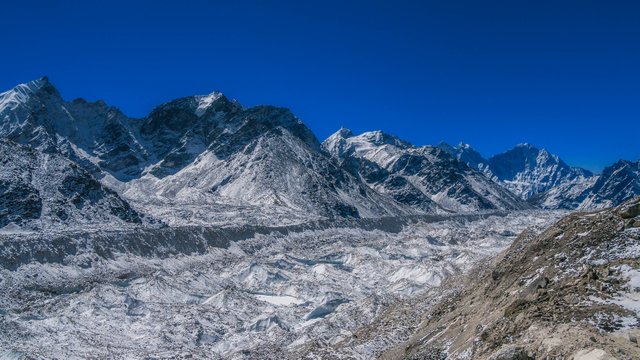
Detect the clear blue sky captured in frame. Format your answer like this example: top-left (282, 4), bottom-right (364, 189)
top-left (1, 1), bottom-right (639, 172)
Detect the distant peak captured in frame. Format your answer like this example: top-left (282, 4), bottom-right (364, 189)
top-left (359, 130), bottom-right (387, 139)
top-left (358, 130), bottom-right (412, 148)
top-left (336, 127), bottom-right (353, 137)
top-left (1, 77), bottom-right (60, 111)
top-left (326, 127), bottom-right (353, 139)
top-left (10, 76), bottom-right (54, 94)
top-left (195, 91), bottom-right (224, 117)
top-left (26, 76), bottom-right (49, 87)
top-left (515, 142), bottom-right (538, 150)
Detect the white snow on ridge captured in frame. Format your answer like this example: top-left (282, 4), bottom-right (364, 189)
top-left (195, 91), bottom-right (223, 116)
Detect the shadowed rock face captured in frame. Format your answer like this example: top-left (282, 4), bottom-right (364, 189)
top-left (0, 139), bottom-right (144, 230)
top-left (382, 197), bottom-right (640, 360)
top-left (0, 181), bottom-right (42, 228)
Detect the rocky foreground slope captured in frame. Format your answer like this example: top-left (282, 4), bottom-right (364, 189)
top-left (380, 197), bottom-right (640, 359)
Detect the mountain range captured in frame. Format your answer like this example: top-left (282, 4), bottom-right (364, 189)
top-left (1, 77), bottom-right (638, 230)
top-left (439, 142), bottom-right (639, 210)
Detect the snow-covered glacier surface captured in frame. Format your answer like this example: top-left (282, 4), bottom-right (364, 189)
top-left (0, 211), bottom-right (559, 359)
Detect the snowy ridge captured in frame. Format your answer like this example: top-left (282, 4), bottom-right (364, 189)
top-left (0, 77), bottom-right (636, 225)
top-left (195, 91), bottom-right (223, 117)
top-left (323, 128), bottom-right (530, 212)
top-left (439, 142), bottom-right (639, 210)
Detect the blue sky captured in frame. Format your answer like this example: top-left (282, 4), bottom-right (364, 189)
top-left (1, 0), bottom-right (639, 172)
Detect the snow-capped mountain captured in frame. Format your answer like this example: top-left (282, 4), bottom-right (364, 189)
top-left (1, 77), bottom-right (636, 228)
top-left (323, 129), bottom-right (530, 212)
top-left (439, 142), bottom-right (593, 200)
top-left (582, 159), bottom-right (640, 208)
top-left (532, 159), bottom-right (640, 210)
top-left (437, 141), bottom-right (640, 210)
top-left (1, 77), bottom-right (638, 360)
top-left (437, 141), bottom-right (494, 178)
top-left (0, 77), bottom-right (147, 180)
top-left (487, 143), bottom-right (593, 198)
top-left (124, 104), bottom-right (415, 222)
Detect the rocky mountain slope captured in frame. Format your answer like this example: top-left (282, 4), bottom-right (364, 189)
top-left (323, 129), bottom-right (529, 213)
top-left (381, 197), bottom-right (640, 359)
top-left (0, 77), bottom-right (147, 180)
top-left (0, 139), bottom-right (145, 231)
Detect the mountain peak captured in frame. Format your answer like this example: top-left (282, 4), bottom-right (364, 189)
top-left (195, 91), bottom-right (224, 117)
top-left (357, 130), bottom-right (411, 148)
top-left (336, 127), bottom-right (353, 138)
top-left (18, 76), bottom-right (58, 95)
top-left (0, 76), bottom-right (61, 114)
top-left (514, 142), bottom-right (536, 149)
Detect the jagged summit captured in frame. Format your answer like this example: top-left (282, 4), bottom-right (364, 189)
top-left (0, 76), bottom-right (59, 112)
top-left (11, 76), bottom-right (53, 93)
top-left (334, 127), bottom-right (353, 137)
top-left (514, 142), bottom-right (536, 149)
top-left (356, 130), bottom-right (411, 148)
top-left (195, 91), bottom-right (224, 116)
top-left (487, 143), bottom-right (593, 199)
